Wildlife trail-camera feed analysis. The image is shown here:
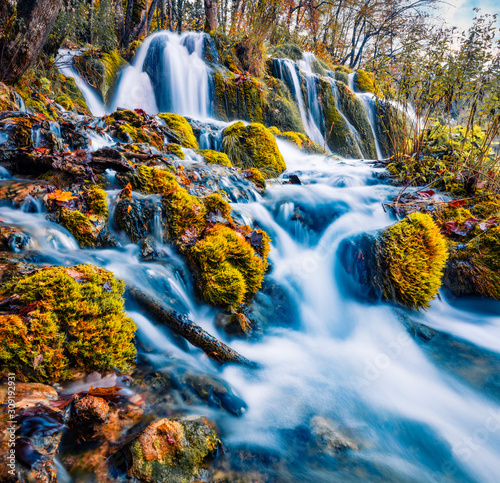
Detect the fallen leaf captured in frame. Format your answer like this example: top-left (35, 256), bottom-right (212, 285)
top-left (417, 190), bottom-right (435, 198)
top-left (33, 353), bottom-right (44, 370)
top-left (448, 199), bottom-right (466, 208)
top-left (479, 217), bottom-right (499, 231)
top-left (47, 189), bottom-right (77, 203)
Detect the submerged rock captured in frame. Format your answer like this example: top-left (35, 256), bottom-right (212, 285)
top-left (0, 226), bottom-right (31, 252)
top-left (126, 417), bottom-right (221, 482)
top-left (309, 416), bottom-right (359, 455)
top-left (73, 395), bottom-right (110, 426)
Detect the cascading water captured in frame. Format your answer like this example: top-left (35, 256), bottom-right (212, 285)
top-left (111, 31), bottom-right (212, 117)
top-left (11, 31), bottom-right (500, 481)
top-left (57, 50), bottom-right (106, 117)
top-left (273, 57), bottom-right (325, 145)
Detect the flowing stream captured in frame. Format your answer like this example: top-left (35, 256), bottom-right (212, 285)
top-left (7, 31), bottom-right (500, 482)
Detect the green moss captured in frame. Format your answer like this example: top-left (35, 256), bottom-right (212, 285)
top-left (54, 95), bottom-right (74, 111)
top-left (198, 149), bottom-right (232, 167)
top-left (316, 78), bottom-right (362, 158)
top-left (270, 43), bottom-right (304, 61)
top-left (203, 192), bottom-right (234, 223)
top-left (0, 264), bottom-right (136, 382)
top-left (222, 121), bottom-right (286, 177)
top-left (114, 117), bottom-right (164, 150)
top-left (380, 213), bottom-right (448, 309)
top-left (337, 81), bottom-right (377, 158)
top-left (242, 167), bottom-right (266, 190)
top-left (85, 185), bottom-right (109, 217)
top-left (158, 113), bottom-right (199, 149)
top-left (268, 126), bottom-right (281, 136)
top-left (74, 50), bottom-right (127, 105)
top-left (58, 208), bottom-right (101, 248)
top-left (165, 143), bottom-right (185, 160)
top-left (334, 70), bottom-right (349, 86)
top-left (189, 224), bottom-right (269, 308)
top-left (0, 82), bottom-right (20, 111)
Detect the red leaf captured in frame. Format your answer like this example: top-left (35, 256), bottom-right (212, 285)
top-left (449, 199), bottom-right (466, 208)
top-left (417, 190), bottom-right (435, 198)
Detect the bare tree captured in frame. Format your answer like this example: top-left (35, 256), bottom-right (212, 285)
top-left (204, 0), bottom-right (218, 31)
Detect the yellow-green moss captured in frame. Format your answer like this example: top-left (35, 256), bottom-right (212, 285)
top-left (222, 121), bottom-right (286, 177)
top-left (381, 212), bottom-right (448, 309)
top-left (198, 149), bottom-right (232, 167)
top-left (85, 185), bottom-right (109, 217)
top-left (165, 143), bottom-right (185, 159)
top-left (203, 192), bottom-right (234, 223)
top-left (54, 95), bottom-right (74, 111)
top-left (0, 265), bottom-right (136, 382)
top-left (58, 208), bottom-right (100, 248)
top-left (278, 131), bottom-right (303, 147)
top-left (268, 126), bottom-right (281, 136)
top-left (242, 167), bottom-right (266, 189)
top-left (189, 224), bottom-right (269, 308)
top-left (158, 113), bottom-right (199, 149)
top-left (116, 120), bottom-right (164, 150)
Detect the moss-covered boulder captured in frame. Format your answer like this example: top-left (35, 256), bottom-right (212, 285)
top-left (0, 82), bottom-right (20, 111)
top-left (213, 68), bottom-right (304, 133)
top-left (333, 66), bottom-right (351, 86)
top-left (127, 417), bottom-right (220, 483)
top-left (158, 113), bottom-right (199, 149)
top-left (269, 43), bottom-right (304, 61)
top-left (222, 121), bottom-right (286, 177)
top-left (118, 166), bottom-right (271, 308)
top-left (0, 265), bottom-right (136, 382)
top-left (340, 213), bottom-right (448, 309)
top-left (188, 224), bottom-right (270, 308)
top-left (316, 78), bottom-right (362, 158)
top-left (376, 99), bottom-right (408, 159)
top-left (198, 149), bottom-right (232, 167)
top-left (74, 50), bottom-right (128, 105)
top-left (336, 82), bottom-right (377, 158)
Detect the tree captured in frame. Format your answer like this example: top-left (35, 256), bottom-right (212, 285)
top-left (204, 0), bottom-right (217, 31)
top-left (0, 0), bottom-right (64, 83)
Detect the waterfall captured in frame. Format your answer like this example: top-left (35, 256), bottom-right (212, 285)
top-left (111, 32), bottom-right (211, 118)
top-left (57, 50), bottom-right (106, 117)
top-left (273, 57), bottom-right (324, 145)
top-left (356, 93), bottom-right (383, 159)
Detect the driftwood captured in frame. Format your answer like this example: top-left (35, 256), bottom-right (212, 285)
top-left (127, 287), bottom-right (255, 367)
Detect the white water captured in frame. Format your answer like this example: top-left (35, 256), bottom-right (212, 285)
top-left (22, 32), bottom-right (500, 481)
top-left (111, 31), bottom-right (211, 117)
top-left (357, 92), bottom-right (384, 160)
top-left (57, 50), bottom-right (106, 116)
top-left (273, 57), bottom-right (325, 145)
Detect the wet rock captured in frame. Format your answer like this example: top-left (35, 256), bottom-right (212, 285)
top-left (139, 236), bottom-right (159, 261)
top-left (114, 197), bottom-right (156, 243)
top-left (309, 416), bottom-right (358, 455)
top-left (91, 147), bottom-right (134, 173)
top-left (7, 383), bottom-right (59, 410)
top-left (0, 83), bottom-right (20, 111)
top-left (126, 417), bottom-right (221, 482)
top-left (73, 395), bottom-right (110, 425)
top-left (288, 174), bottom-right (302, 185)
top-left (0, 181), bottom-right (51, 208)
top-left (215, 312), bottom-right (253, 338)
top-left (0, 226), bottom-right (31, 252)
top-left (183, 373), bottom-right (247, 416)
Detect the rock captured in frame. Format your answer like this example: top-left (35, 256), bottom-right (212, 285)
top-left (126, 417), bottom-right (221, 482)
top-left (91, 147), bottom-right (134, 173)
top-left (215, 312), bottom-right (253, 338)
top-left (73, 395), bottom-right (110, 425)
top-left (3, 382), bottom-right (59, 410)
top-left (114, 197), bottom-right (155, 243)
top-left (309, 416), bottom-right (358, 455)
top-left (0, 83), bottom-right (20, 111)
top-left (0, 226), bottom-right (31, 252)
top-left (338, 213), bottom-right (448, 310)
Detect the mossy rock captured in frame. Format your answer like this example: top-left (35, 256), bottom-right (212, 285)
top-left (127, 417), bottom-right (221, 483)
top-left (198, 149), bottom-right (232, 167)
top-left (165, 143), bottom-right (185, 160)
top-left (74, 50), bottom-right (128, 105)
top-left (334, 70), bottom-right (349, 86)
top-left (375, 100), bottom-right (408, 159)
top-left (109, 111), bottom-right (164, 150)
top-left (270, 43), bottom-right (303, 61)
top-left (222, 121), bottom-right (286, 177)
top-left (380, 213), bottom-right (448, 309)
top-left (241, 167), bottom-right (266, 190)
top-left (336, 82), bottom-right (377, 158)
top-left (158, 113), bottom-right (199, 149)
top-left (58, 208), bottom-right (107, 248)
top-left (0, 265), bottom-right (136, 382)
top-left (189, 224), bottom-right (270, 308)
top-left (54, 95), bottom-right (74, 111)
top-left (0, 82), bottom-right (20, 111)
top-left (316, 78), bottom-right (362, 158)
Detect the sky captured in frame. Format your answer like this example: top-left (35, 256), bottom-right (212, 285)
top-left (440, 0), bottom-right (499, 32)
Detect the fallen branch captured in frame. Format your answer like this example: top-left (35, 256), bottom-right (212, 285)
top-left (126, 287), bottom-right (255, 367)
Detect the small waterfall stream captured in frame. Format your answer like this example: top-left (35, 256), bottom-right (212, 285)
top-left (13, 32), bottom-right (497, 481)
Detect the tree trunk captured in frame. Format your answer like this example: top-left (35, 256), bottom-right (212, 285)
top-left (146, 0), bottom-right (159, 33)
top-left (204, 0), bottom-right (217, 32)
top-left (130, 0), bottom-right (150, 41)
top-left (114, 0), bottom-right (125, 43)
top-left (0, 0), bottom-right (64, 84)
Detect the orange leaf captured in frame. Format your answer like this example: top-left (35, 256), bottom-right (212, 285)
top-left (47, 189), bottom-right (77, 202)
